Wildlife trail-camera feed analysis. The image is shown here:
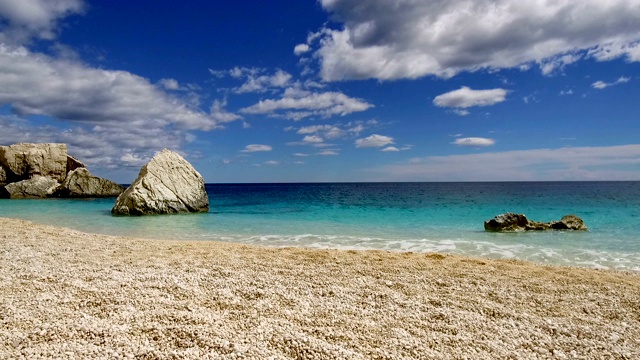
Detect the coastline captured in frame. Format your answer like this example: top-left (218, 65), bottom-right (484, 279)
top-left (1, 217), bottom-right (639, 359)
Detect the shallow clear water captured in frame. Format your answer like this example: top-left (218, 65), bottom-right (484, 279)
top-left (1, 182), bottom-right (639, 271)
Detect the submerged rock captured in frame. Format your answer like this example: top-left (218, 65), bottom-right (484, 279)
top-left (484, 213), bottom-right (587, 232)
top-left (55, 168), bottom-right (125, 198)
top-left (112, 149), bottom-right (209, 215)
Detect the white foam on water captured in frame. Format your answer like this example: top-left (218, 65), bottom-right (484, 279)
top-left (199, 232), bottom-right (640, 272)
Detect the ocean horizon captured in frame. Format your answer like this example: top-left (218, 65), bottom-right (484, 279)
top-left (2, 181), bottom-right (639, 272)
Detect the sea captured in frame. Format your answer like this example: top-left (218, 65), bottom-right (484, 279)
top-left (1, 182), bottom-right (639, 272)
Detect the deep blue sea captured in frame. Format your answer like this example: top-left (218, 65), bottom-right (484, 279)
top-left (1, 182), bottom-right (639, 271)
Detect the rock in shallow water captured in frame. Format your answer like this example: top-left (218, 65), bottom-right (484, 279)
top-left (484, 213), bottom-right (587, 232)
top-left (112, 149), bottom-right (209, 215)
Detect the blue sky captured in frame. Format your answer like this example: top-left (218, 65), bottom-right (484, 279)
top-left (1, 0), bottom-right (639, 183)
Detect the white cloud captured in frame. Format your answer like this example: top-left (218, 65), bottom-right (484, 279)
top-left (228, 68), bottom-right (293, 94)
top-left (294, 44), bottom-right (310, 55)
top-left (538, 53), bottom-right (582, 76)
top-left (302, 135), bottom-right (324, 144)
top-left (368, 145), bottom-right (640, 181)
top-left (240, 88), bottom-right (373, 120)
top-left (0, 0), bottom-right (85, 45)
top-left (452, 137), bottom-right (496, 147)
top-left (0, 45), bottom-right (221, 131)
top-left (434, 87), bottom-right (507, 111)
top-left (381, 146), bottom-right (400, 152)
top-left (297, 124), bottom-right (345, 139)
top-left (242, 144), bottom-right (273, 153)
top-left (591, 76), bottom-right (631, 90)
top-left (310, 0), bottom-right (640, 81)
top-left (264, 160), bottom-right (280, 166)
top-left (355, 134), bottom-right (394, 148)
top-left (158, 78), bottom-right (180, 90)
top-left (318, 149), bottom-right (339, 156)
top-left (0, 45), bottom-right (238, 174)
top-left (210, 98), bottom-right (242, 123)
top-left (120, 153), bottom-right (149, 167)
top-left (453, 109), bottom-right (470, 116)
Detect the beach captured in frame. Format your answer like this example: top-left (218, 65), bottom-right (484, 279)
top-left (1, 217), bottom-right (639, 359)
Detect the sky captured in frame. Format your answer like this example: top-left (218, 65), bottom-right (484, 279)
top-left (1, 0), bottom-right (639, 183)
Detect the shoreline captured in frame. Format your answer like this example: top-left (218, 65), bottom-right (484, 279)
top-left (1, 217), bottom-right (639, 358)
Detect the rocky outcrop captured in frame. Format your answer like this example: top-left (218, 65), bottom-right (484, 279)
top-left (112, 149), bottom-right (209, 215)
top-left (0, 143), bottom-right (123, 198)
top-left (0, 143), bottom-right (68, 182)
top-left (55, 168), bottom-right (125, 198)
top-left (4, 176), bottom-right (60, 198)
top-left (484, 213), bottom-right (588, 232)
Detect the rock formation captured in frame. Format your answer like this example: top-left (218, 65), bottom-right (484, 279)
top-left (0, 143), bottom-right (123, 198)
top-left (0, 143), bottom-right (68, 182)
top-left (55, 167), bottom-right (125, 198)
top-left (4, 176), bottom-right (60, 198)
top-left (112, 149), bottom-right (209, 215)
top-left (484, 213), bottom-right (588, 232)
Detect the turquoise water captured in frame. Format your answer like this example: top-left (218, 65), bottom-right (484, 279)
top-left (1, 182), bottom-right (639, 271)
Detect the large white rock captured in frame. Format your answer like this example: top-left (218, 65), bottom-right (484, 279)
top-left (0, 143), bottom-right (68, 182)
top-left (112, 149), bottom-right (209, 215)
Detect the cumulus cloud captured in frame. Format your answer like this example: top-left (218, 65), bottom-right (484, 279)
top-left (368, 145), bottom-right (640, 181)
top-left (433, 87), bottom-right (508, 110)
top-left (309, 0), bottom-right (640, 81)
top-left (452, 137), bottom-right (496, 147)
top-left (294, 44), bottom-right (310, 55)
top-left (242, 144), bottom-right (273, 153)
top-left (355, 134), bottom-right (394, 148)
top-left (240, 88), bottom-right (373, 120)
top-left (591, 76), bottom-right (631, 90)
top-left (0, 45), bottom-right (237, 175)
top-left (0, 45), bottom-right (222, 131)
top-left (0, 0), bottom-right (85, 45)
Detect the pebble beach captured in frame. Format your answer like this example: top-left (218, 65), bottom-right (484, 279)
top-left (1, 217), bottom-right (639, 359)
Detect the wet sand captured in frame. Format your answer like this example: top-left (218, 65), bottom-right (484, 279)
top-left (1, 217), bottom-right (639, 359)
